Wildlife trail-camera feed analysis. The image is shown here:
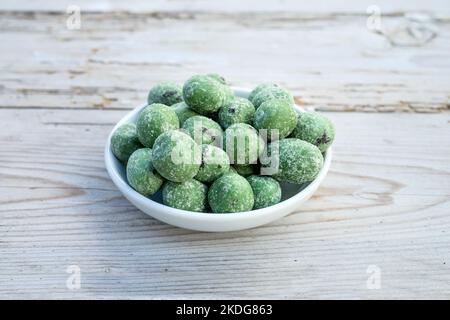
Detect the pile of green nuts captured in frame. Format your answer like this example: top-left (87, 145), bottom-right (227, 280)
top-left (111, 74), bottom-right (335, 213)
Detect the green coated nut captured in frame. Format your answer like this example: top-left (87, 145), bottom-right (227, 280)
top-left (195, 144), bottom-right (230, 183)
top-left (208, 173), bottom-right (254, 213)
top-left (262, 138), bottom-right (323, 184)
top-left (111, 123), bottom-right (143, 163)
top-left (247, 175), bottom-right (282, 209)
top-left (223, 123), bottom-right (265, 165)
top-left (183, 75), bottom-right (225, 115)
top-left (152, 130), bottom-right (201, 182)
top-left (147, 82), bottom-right (183, 106)
top-left (232, 164), bottom-right (255, 177)
top-left (182, 115), bottom-right (223, 145)
top-left (136, 104), bottom-right (179, 147)
top-left (172, 102), bottom-right (199, 126)
top-left (162, 179), bottom-right (208, 212)
top-left (126, 148), bottom-right (164, 197)
top-left (218, 97), bottom-right (255, 129)
top-left (290, 111), bottom-right (335, 153)
top-left (251, 85), bottom-right (294, 109)
top-left (248, 83), bottom-right (279, 102)
top-left (254, 99), bottom-right (297, 140)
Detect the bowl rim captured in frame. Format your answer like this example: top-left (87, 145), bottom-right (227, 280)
top-left (104, 87), bottom-right (332, 221)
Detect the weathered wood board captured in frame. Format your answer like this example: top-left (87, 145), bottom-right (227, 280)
top-left (0, 109), bottom-right (449, 299)
top-left (0, 0), bottom-right (449, 299)
top-left (1, 1), bottom-right (449, 112)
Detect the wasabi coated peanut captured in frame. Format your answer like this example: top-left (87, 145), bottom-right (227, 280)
top-left (232, 164), bottom-right (255, 177)
top-left (147, 82), bottom-right (183, 106)
top-left (253, 99), bottom-right (297, 140)
top-left (183, 75), bottom-right (226, 115)
top-left (152, 130), bottom-right (201, 182)
top-left (111, 123), bottom-right (143, 162)
top-left (251, 85), bottom-right (294, 109)
top-left (182, 115), bottom-right (223, 145)
top-left (126, 148), bottom-right (164, 197)
top-left (162, 179), bottom-right (208, 212)
top-left (223, 123), bottom-right (265, 165)
top-left (218, 97), bottom-right (255, 129)
top-left (172, 102), bottom-right (199, 126)
top-left (247, 175), bottom-right (282, 209)
top-left (136, 104), bottom-right (179, 147)
top-left (195, 144), bottom-right (230, 183)
top-left (248, 83), bottom-right (279, 102)
top-left (208, 173), bottom-right (254, 213)
top-left (263, 138), bottom-right (323, 184)
top-left (290, 111), bottom-right (335, 153)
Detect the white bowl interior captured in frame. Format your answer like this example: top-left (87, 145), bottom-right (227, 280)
top-left (104, 88), bottom-right (332, 231)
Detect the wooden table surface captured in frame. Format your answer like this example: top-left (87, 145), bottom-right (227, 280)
top-left (1, 0), bottom-right (449, 299)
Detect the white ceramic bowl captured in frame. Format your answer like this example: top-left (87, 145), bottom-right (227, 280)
top-left (104, 88), bottom-right (332, 232)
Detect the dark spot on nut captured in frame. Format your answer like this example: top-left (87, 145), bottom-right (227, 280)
top-left (162, 90), bottom-right (178, 98)
top-left (316, 132), bottom-right (330, 145)
top-left (228, 108), bottom-right (236, 114)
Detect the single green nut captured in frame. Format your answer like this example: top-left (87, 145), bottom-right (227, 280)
top-left (262, 138), bottom-right (323, 184)
top-left (126, 148), bottom-right (164, 197)
top-left (208, 173), bottom-right (254, 213)
top-left (233, 164), bottom-right (255, 177)
top-left (147, 82), bottom-right (183, 106)
top-left (248, 83), bottom-right (279, 102)
top-left (136, 104), bottom-right (179, 147)
top-left (152, 130), bottom-right (201, 182)
top-left (290, 111), bottom-right (335, 153)
top-left (182, 115), bottom-right (223, 145)
top-left (195, 144), bottom-right (230, 183)
top-left (183, 75), bottom-right (225, 115)
top-left (253, 99), bottom-right (297, 141)
top-left (162, 179), bottom-right (208, 212)
top-left (172, 102), bottom-right (199, 126)
top-left (111, 123), bottom-right (143, 162)
top-left (247, 175), bottom-right (282, 209)
top-left (224, 123), bottom-right (265, 165)
top-left (251, 85), bottom-right (294, 109)
top-left (218, 97), bottom-right (255, 129)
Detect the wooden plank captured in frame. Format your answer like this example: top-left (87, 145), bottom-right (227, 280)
top-left (0, 6), bottom-right (449, 113)
top-left (2, 0), bottom-right (450, 16)
top-left (0, 108), bottom-right (449, 299)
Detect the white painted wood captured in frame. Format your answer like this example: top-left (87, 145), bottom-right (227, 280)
top-left (0, 1), bottom-right (449, 112)
top-left (0, 0), bottom-right (449, 299)
top-left (1, 0), bottom-right (450, 16)
top-left (0, 109), bottom-right (449, 299)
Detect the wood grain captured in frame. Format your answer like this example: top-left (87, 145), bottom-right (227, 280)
top-left (0, 108), bottom-right (449, 299)
top-left (1, 1), bottom-right (449, 113)
top-left (1, 0), bottom-right (450, 299)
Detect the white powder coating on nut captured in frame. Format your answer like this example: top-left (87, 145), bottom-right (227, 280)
top-left (162, 179), bottom-right (208, 212)
top-left (264, 138), bottom-right (323, 184)
top-left (152, 130), bottom-right (201, 182)
top-left (208, 173), bottom-right (254, 213)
